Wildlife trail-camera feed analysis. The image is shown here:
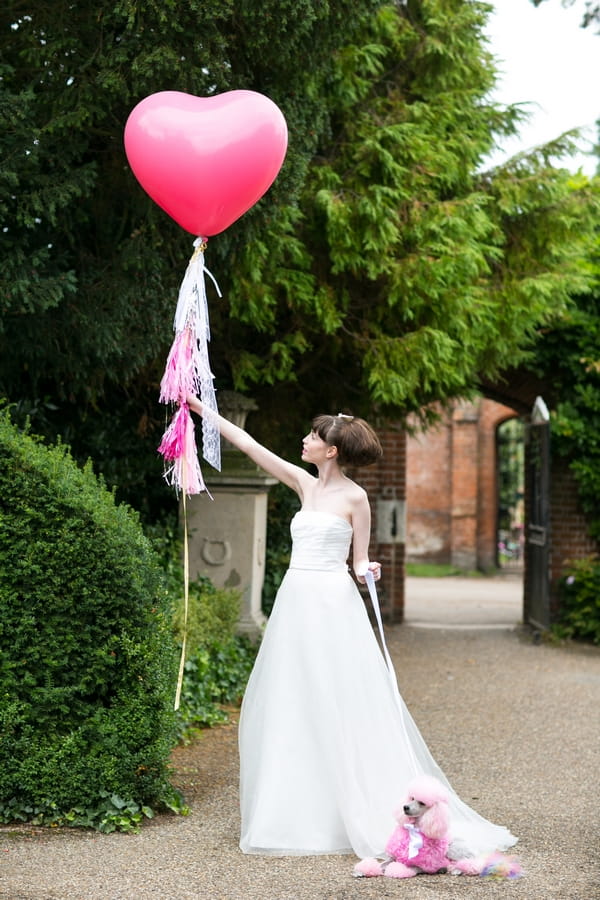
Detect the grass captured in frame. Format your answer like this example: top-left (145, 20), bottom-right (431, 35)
top-left (405, 562), bottom-right (490, 578)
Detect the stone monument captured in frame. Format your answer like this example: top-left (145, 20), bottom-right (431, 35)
top-left (186, 392), bottom-right (276, 639)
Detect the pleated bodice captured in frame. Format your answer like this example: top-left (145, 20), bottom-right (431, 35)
top-left (289, 510), bottom-right (352, 572)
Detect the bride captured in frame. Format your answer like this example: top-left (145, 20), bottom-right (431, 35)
top-left (187, 396), bottom-right (517, 859)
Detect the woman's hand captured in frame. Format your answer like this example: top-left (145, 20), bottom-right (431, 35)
top-left (355, 561), bottom-right (382, 584)
top-left (368, 561), bottom-right (382, 581)
top-left (186, 393), bottom-right (202, 415)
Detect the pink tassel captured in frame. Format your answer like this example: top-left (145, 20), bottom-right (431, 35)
top-left (158, 403), bottom-right (208, 497)
top-left (157, 404), bottom-right (188, 461)
top-left (157, 238), bottom-right (222, 496)
top-left (182, 408), bottom-right (205, 496)
top-left (160, 329), bottom-right (197, 404)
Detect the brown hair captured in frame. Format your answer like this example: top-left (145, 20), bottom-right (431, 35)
top-left (311, 414), bottom-right (383, 468)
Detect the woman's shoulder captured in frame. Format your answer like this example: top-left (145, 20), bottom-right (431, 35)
top-left (344, 474), bottom-right (368, 495)
top-left (345, 478), bottom-right (369, 508)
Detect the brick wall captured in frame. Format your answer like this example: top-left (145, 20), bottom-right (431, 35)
top-left (450, 401), bottom-right (480, 569)
top-left (549, 460), bottom-right (599, 619)
top-left (351, 427), bottom-right (406, 621)
top-left (405, 416), bottom-right (452, 563)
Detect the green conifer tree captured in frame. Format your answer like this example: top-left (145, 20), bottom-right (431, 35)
top-left (1, 2), bottom-right (597, 513)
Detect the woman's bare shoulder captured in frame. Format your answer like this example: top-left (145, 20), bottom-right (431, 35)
top-left (345, 478), bottom-right (370, 507)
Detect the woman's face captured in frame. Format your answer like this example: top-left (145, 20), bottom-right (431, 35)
top-left (301, 429), bottom-right (331, 465)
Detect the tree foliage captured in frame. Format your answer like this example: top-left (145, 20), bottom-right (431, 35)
top-left (0, 0), bottom-right (380, 398)
top-left (531, 252), bottom-right (600, 538)
top-left (0, 0), bottom-right (381, 513)
top-left (1, 1), bottom-right (598, 516)
top-left (228, 2), bottom-right (598, 433)
top-left (529, 0), bottom-right (600, 544)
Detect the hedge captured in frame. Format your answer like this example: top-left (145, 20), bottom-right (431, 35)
top-left (0, 409), bottom-right (179, 831)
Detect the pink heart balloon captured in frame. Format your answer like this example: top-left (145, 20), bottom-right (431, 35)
top-left (124, 90), bottom-right (288, 236)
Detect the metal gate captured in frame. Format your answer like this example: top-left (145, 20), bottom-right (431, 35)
top-left (525, 397), bottom-right (551, 631)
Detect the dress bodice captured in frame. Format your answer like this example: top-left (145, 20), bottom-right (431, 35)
top-left (289, 510), bottom-right (352, 572)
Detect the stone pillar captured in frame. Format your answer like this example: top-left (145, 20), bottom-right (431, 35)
top-left (186, 393), bottom-right (276, 640)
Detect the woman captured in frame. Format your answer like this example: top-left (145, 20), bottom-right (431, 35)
top-left (187, 396), bottom-right (517, 859)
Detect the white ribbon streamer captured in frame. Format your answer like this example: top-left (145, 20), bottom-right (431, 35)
top-left (174, 489), bottom-right (190, 711)
top-left (363, 569), bottom-right (420, 775)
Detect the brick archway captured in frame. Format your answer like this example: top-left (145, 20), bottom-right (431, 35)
top-left (403, 398), bottom-right (519, 573)
top-left (354, 366), bottom-right (599, 626)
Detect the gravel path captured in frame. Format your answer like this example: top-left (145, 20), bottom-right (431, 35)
top-left (2, 579), bottom-right (599, 900)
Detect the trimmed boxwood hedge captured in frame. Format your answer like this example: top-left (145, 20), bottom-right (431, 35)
top-left (0, 409), bottom-right (178, 830)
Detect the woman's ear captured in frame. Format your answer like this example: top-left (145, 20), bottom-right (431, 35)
top-left (326, 445), bottom-right (338, 459)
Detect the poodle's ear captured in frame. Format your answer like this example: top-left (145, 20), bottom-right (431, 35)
top-left (418, 801), bottom-right (450, 839)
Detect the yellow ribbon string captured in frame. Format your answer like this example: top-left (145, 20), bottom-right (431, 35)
top-left (174, 481), bottom-right (189, 711)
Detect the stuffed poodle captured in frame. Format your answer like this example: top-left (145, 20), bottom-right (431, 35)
top-left (354, 774), bottom-right (455, 879)
top-left (353, 774), bottom-right (522, 880)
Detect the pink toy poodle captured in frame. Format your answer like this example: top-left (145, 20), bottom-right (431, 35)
top-left (353, 774), bottom-right (521, 880)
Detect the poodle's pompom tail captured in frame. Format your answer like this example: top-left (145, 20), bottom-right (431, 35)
top-left (451, 852), bottom-right (523, 879)
top-left (480, 852), bottom-right (523, 880)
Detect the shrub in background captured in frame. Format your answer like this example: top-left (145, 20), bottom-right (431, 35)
top-left (0, 410), bottom-right (178, 831)
top-left (150, 519), bottom-right (258, 738)
top-left (172, 579), bottom-right (258, 739)
top-left (172, 572), bottom-right (243, 653)
top-left (175, 637), bottom-right (258, 740)
top-left (555, 556), bottom-right (600, 645)
top-left (151, 517), bottom-right (243, 648)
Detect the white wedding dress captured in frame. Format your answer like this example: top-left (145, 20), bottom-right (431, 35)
top-left (239, 510), bottom-right (517, 858)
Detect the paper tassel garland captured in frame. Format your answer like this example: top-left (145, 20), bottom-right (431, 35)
top-left (158, 237), bottom-right (221, 494)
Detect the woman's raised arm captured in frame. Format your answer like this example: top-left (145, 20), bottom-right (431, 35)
top-left (186, 394), bottom-right (311, 496)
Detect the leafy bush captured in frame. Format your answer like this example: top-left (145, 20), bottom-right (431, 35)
top-left (148, 518), bottom-right (258, 739)
top-left (171, 572), bottom-right (242, 653)
top-left (554, 557), bottom-right (600, 645)
top-left (175, 637), bottom-right (258, 741)
top-left (150, 515), bottom-right (243, 648)
top-left (534, 291), bottom-right (600, 540)
top-left (0, 410), bottom-right (179, 831)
